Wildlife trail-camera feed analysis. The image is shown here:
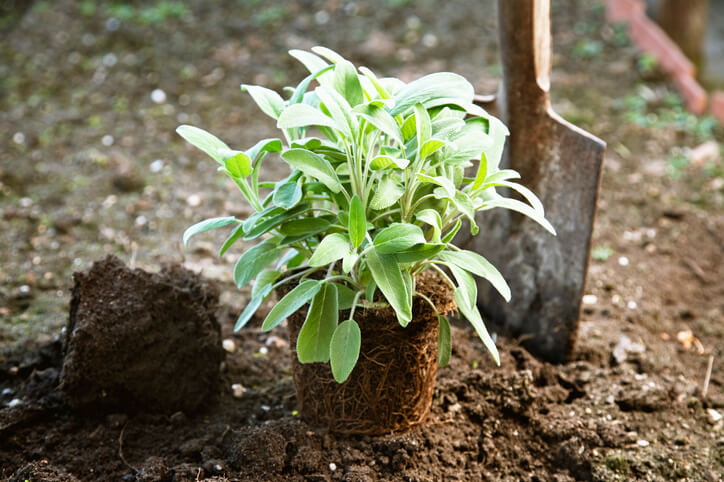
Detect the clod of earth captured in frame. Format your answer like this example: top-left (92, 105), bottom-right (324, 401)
top-left (60, 256), bottom-right (223, 414)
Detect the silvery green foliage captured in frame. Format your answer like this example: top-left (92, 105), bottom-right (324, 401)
top-left (178, 47), bottom-right (555, 383)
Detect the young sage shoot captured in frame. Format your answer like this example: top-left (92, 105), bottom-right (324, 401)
top-left (178, 47), bottom-right (555, 383)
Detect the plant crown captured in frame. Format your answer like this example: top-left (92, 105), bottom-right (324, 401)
top-left (178, 47), bottom-right (555, 383)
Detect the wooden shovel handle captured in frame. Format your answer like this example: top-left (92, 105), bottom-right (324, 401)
top-left (497, 0), bottom-right (552, 105)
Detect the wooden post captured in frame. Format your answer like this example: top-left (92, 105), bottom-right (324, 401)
top-left (657, 0), bottom-right (708, 69)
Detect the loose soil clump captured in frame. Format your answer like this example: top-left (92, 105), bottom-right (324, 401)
top-left (60, 256), bottom-right (223, 414)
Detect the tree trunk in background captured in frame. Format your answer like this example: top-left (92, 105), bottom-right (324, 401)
top-left (657, 0), bottom-right (709, 69)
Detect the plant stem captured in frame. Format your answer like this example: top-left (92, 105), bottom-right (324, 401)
top-left (347, 290), bottom-right (363, 321)
top-left (414, 291), bottom-right (439, 316)
top-left (427, 263), bottom-right (457, 291)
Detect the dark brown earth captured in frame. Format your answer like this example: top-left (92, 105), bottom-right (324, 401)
top-left (0, 0), bottom-right (723, 480)
top-left (60, 255), bottom-right (223, 414)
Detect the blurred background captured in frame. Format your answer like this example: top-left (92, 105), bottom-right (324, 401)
top-left (0, 0), bottom-right (722, 347)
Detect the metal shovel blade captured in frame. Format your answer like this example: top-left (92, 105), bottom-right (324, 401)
top-left (466, 0), bottom-right (605, 363)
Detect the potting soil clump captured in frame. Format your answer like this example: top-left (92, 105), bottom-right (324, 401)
top-left (60, 255), bottom-right (223, 413)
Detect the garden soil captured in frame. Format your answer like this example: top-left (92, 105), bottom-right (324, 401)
top-left (1, 0), bottom-right (722, 480)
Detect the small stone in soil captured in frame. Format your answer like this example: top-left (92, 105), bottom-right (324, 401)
top-left (707, 408), bottom-right (722, 424)
top-left (186, 194), bottom-right (202, 206)
top-left (7, 398), bottom-right (22, 408)
top-left (150, 89), bottom-right (167, 104)
top-left (636, 439), bottom-right (649, 447)
top-left (329, 463), bottom-right (337, 471)
top-left (448, 403), bottom-right (462, 413)
top-left (150, 159), bottom-right (164, 173)
top-left (222, 339), bottom-right (236, 353)
top-left (265, 335), bottom-right (287, 348)
top-left (582, 294), bottom-right (597, 305)
top-left (231, 384), bottom-right (245, 399)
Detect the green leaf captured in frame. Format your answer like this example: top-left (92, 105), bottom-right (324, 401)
top-left (370, 176), bottom-right (404, 210)
top-left (289, 64), bottom-right (336, 105)
top-left (419, 138), bottom-right (446, 160)
top-left (424, 97), bottom-right (489, 117)
top-left (262, 279), bottom-right (321, 331)
top-left (241, 84), bottom-right (285, 120)
top-left (480, 181), bottom-right (544, 214)
top-left (297, 283), bottom-right (338, 363)
top-left (219, 224), bottom-right (245, 256)
top-left (416, 209), bottom-right (442, 242)
top-left (289, 49), bottom-right (332, 85)
top-left (315, 85), bottom-right (357, 139)
top-left (437, 315), bottom-right (452, 367)
top-left (395, 243), bottom-right (445, 263)
top-left (335, 283), bottom-right (358, 309)
top-left (249, 139), bottom-right (283, 195)
top-left (401, 113), bottom-right (417, 142)
top-left (349, 194), bottom-right (366, 248)
top-left (333, 59), bottom-right (365, 107)
top-left (452, 191), bottom-right (477, 234)
top-left (275, 249), bottom-right (301, 270)
top-left (446, 262), bottom-right (477, 308)
top-left (373, 223), bottom-right (426, 254)
top-left (353, 103), bottom-right (403, 144)
top-left (235, 283), bottom-right (272, 332)
top-left (441, 219), bottom-right (462, 243)
top-left (311, 45), bottom-right (346, 63)
top-left (278, 216), bottom-right (333, 238)
top-left (365, 280), bottom-right (376, 302)
top-left (281, 148), bottom-right (342, 194)
top-left (471, 151), bottom-right (489, 192)
top-left (183, 217), bottom-right (238, 246)
top-left (400, 269), bottom-right (413, 326)
top-left (342, 252), bottom-right (358, 273)
top-left (441, 118), bottom-right (493, 165)
top-left (234, 240), bottom-right (284, 289)
top-left (481, 198), bottom-right (556, 235)
top-left (453, 289), bottom-right (500, 366)
top-left (438, 250), bottom-right (511, 302)
top-left (246, 138), bottom-right (283, 163)
top-left (330, 319), bottom-right (361, 383)
top-left (309, 233), bottom-right (350, 267)
top-left (222, 150), bottom-right (252, 178)
top-left (366, 247), bottom-right (412, 324)
top-left (277, 103), bottom-right (340, 131)
top-left (369, 156), bottom-right (409, 171)
top-left (482, 116), bottom-right (509, 173)
top-left (414, 103), bottom-right (431, 151)
top-left (273, 182), bottom-right (303, 209)
top-left (176, 125), bottom-right (230, 164)
top-left (243, 204), bottom-right (309, 240)
top-left (481, 169), bottom-right (521, 185)
top-left (416, 173), bottom-right (455, 198)
top-left (391, 72), bottom-right (474, 116)
top-left (251, 269), bottom-right (282, 300)
top-left (358, 66), bottom-right (392, 100)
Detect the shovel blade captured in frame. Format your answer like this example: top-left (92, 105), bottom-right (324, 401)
top-left (472, 110), bottom-right (604, 362)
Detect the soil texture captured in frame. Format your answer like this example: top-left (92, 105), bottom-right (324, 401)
top-left (60, 255), bottom-right (223, 414)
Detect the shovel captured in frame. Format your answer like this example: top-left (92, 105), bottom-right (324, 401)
top-left (465, 0), bottom-right (605, 363)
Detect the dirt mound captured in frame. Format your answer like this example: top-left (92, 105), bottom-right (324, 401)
top-left (1, 299), bottom-right (720, 480)
top-left (9, 460), bottom-right (80, 482)
top-left (59, 256), bottom-right (223, 414)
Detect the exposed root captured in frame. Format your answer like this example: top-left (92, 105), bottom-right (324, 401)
top-left (286, 270), bottom-right (456, 435)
